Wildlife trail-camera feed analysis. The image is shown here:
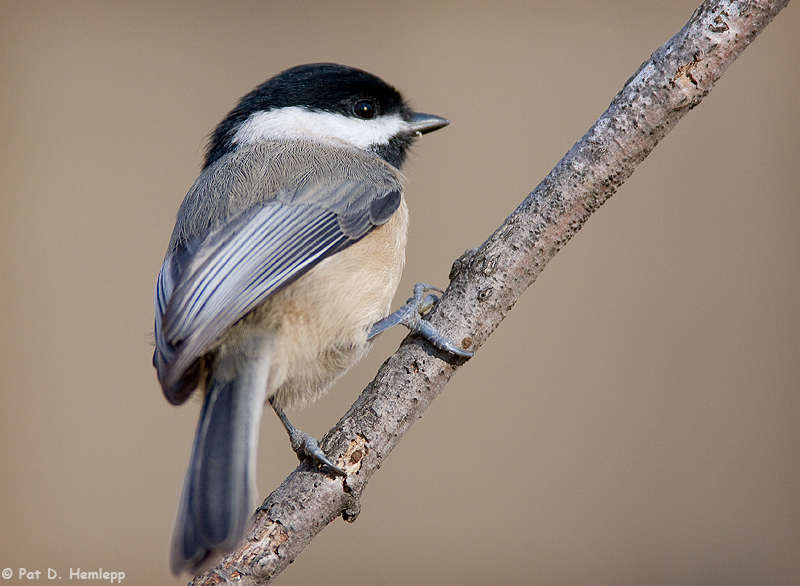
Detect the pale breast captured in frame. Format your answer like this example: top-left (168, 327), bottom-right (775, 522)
top-left (266, 198), bottom-right (409, 408)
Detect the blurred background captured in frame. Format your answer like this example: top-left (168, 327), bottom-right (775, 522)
top-left (1, 1), bottom-right (798, 585)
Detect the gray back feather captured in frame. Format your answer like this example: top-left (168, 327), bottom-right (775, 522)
top-left (154, 140), bottom-right (404, 403)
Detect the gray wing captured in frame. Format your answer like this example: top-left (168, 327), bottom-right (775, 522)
top-left (154, 167), bottom-right (401, 405)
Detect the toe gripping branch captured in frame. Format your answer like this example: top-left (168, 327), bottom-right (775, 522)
top-left (270, 397), bottom-right (347, 477)
top-left (368, 283), bottom-right (474, 358)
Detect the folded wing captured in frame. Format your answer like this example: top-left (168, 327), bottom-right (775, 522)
top-left (154, 145), bottom-right (402, 404)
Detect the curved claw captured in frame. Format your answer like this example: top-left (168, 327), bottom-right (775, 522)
top-left (292, 432), bottom-right (347, 477)
top-left (411, 320), bottom-right (474, 357)
top-left (419, 293), bottom-right (440, 314)
top-left (368, 282), bottom-right (474, 358)
top-left (271, 398), bottom-right (347, 476)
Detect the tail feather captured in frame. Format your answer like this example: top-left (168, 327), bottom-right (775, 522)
top-left (170, 343), bottom-right (271, 575)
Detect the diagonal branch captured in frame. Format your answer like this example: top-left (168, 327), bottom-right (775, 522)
top-left (187, 1), bottom-right (791, 584)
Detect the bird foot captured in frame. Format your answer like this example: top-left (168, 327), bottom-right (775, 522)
top-left (270, 398), bottom-right (347, 476)
top-left (368, 283), bottom-right (474, 357)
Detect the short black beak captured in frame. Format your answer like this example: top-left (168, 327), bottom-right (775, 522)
top-left (408, 112), bottom-right (450, 136)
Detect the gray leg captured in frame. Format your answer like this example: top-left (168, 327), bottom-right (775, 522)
top-left (368, 283), bottom-right (474, 358)
top-left (269, 397), bottom-right (347, 476)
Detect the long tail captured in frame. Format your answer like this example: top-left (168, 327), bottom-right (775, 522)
top-left (170, 342), bottom-right (271, 575)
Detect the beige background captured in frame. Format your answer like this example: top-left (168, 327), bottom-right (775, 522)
top-left (1, 1), bottom-right (798, 584)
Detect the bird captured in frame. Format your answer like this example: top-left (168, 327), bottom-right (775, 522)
top-left (153, 62), bottom-right (472, 575)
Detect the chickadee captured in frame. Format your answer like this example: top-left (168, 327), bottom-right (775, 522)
top-left (154, 63), bottom-right (471, 575)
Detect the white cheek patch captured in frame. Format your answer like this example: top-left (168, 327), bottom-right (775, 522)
top-left (233, 106), bottom-right (409, 149)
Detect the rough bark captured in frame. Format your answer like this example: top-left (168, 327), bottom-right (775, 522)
top-left (187, 1), bottom-right (792, 584)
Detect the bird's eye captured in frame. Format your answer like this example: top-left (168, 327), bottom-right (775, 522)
top-left (353, 100), bottom-right (376, 120)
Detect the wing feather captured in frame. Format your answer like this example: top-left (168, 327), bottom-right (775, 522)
top-left (156, 204), bottom-right (349, 399)
top-left (153, 142), bottom-right (403, 403)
